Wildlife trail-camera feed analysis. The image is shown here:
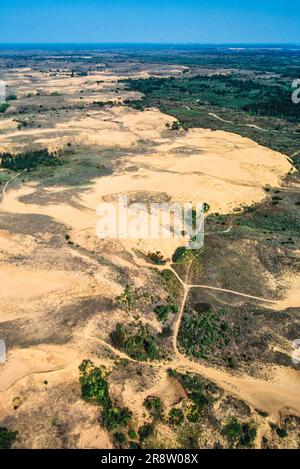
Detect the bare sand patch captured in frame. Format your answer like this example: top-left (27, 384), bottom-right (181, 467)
top-left (0, 265), bottom-right (78, 299)
top-left (144, 372), bottom-right (187, 407)
top-left (0, 107), bottom-right (292, 257)
top-left (176, 356), bottom-right (300, 418)
top-left (272, 274), bottom-right (300, 311)
top-left (0, 344), bottom-right (78, 392)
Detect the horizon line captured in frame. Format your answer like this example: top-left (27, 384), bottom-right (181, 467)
top-left (0, 41), bottom-right (299, 45)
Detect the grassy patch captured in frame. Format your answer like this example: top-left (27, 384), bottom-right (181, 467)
top-left (178, 307), bottom-right (231, 360)
top-left (160, 269), bottom-right (183, 302)
top-left (110, 323), bottom-right (160, 361)
top-left (237, 211), bottom-right (300, 235)
top-left (123, 74), bottom-right (300, 156)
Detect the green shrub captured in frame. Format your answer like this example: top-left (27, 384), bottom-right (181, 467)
top-left (79, 359), bottom-right (110, 406)
top-left (6, 93), bottom-right (17, 100)
top-left (169, 370), bottom-right (219, 419)
top-left (0, 427), bottom-right (18, 449)
top-left (138, 423), bottom-right (154, 442)
top-left (172, 246), bottom-right (189, 263)
top-left (128, 430), bottom-right (137, 440)
top-left (101, 405), bottom-right (132, 432)
top-left (237, 212), bottom-right (300, 235)
top-left (147, 251), bottom-right (166, 265)
top-left (110, 323), bottom-right (127, 349)
top-left (154, 303), bottom-right (178, 322)
top-left (223, 417), bottom-right (257, 448)
top-left (159, 325), bottom-right (172, 338)
top-left (203, 202), bottom-right (210, 213)
top-left (186, 404), bottom-right (200, 423)
top-left (113, 432), bottom-right (126, 445)
top-left (168, 408), bottom-right (184, 426)
top-left (178, 307), bottom-right (231, 359)
top-left (129, 441), bottom-right (140, 449)
top-left (111, 324), bottom-right (160, 361)
top-left (144, 397), bottom-right (163, 420)
top-left (115, 285), bottom-right (134, 309)
top-left (0, 103), bottom-right (10, 113)
top-left (79, 360), bottom-right (132, 432)
top-left (275, 426), bottom-right (288, 438)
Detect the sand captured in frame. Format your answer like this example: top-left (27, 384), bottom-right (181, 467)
top-left (0, 66), bottom-right (298, 447)
top-left (0, 265), bottom-right (77, 299)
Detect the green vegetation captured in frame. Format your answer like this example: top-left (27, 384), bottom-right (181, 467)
top-left (113, 432), bottom-right (126, 445)
top-left (203, 202), bottom-right (210, 213)
top-left (125, 74), bottom-right (300, 122)
top-left (147, 251), bottom-right (166, 265)
top-left (128, 429), bottom-right (137, 440)
top-left (0, 427), bottom-right (18, 449)
top-left (144, 397), bottom-right (163, 421)
top-left (237, 211), bottom-right (300, 236)
top-left (168, 408), bottom-right (184, 426)
top-left (154, 303), bottom-right (178, 322)
top-left (6, 93), bottom-right (17, 101)
top-left (168, 370), bottom-right (218, 423)
top-left (159, 325), bottom-right (172, 338)
top-left (223, 417), bottom-right (257, 448)
top-left (0, 149), bottom-right (63, 171)
top-left (172, 246), bottom-right (202, 264)
top-left (138, 423), bottom-right (154, 442)
top-left (102, 406), bottom-right (132, 432)
top-left (93, 100), bottom-right (118, 107)
top-left (79, 359), bottom-right (110, 406)
top-left (115, 285), bottom-right (134, 309)
top-left (170, 120), bottom-right (186, 131)
top-left (110, 323), bottom-right (159, 361)
top-left (172, 246), bottom-right (189, 263)
top-left (160, 269), bottom-right (183, 301)
top-left (178, 307), bottom-right (231, 359)
top-left (79, 360), bottom-right (132, 432)
top-left (0, 103), bottom-right (10, 113)
top-left (276, 427), bottom-right (288, 438)
top-left (123, 73), bottom-right (300, 157)
top-left (119, 48), bottom-right (300, 76)
top-left (270, 423), bottom-right (288, 438)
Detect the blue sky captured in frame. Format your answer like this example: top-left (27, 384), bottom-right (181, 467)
top-left (0, 1), bottom-right (299, 44)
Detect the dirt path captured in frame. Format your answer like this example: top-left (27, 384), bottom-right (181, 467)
top-left (186, 284), bottom-right (276, 303)
top-left (127, 255), bottom-right (300, 417)
top-left (2, 171), bottom-right (23, 196)
top-left (208, 112), bottom-right (233, 124)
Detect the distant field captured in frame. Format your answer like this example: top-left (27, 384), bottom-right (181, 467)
top-left (124, 74), bottom-right (300, 157)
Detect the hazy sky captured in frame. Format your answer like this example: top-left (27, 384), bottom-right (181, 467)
top-left (0, 0), bottom-right (299, 44)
